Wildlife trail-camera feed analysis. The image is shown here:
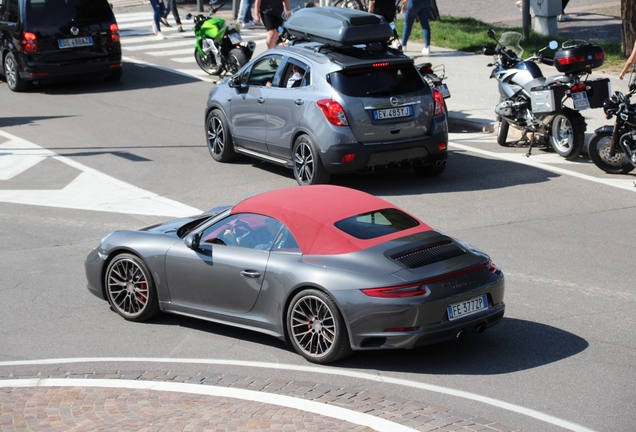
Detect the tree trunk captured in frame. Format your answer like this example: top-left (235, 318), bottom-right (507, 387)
top-left (622, 0), bottom-right (636, 57)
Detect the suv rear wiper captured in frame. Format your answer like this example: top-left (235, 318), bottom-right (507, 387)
top-left (366, 88), bottom-right (390, 96)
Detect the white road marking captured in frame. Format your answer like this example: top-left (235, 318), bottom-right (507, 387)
top-left (148, 48), bottom-right (192, 56)
top-left (448, 134), bottom-right (636, 192)
top-left (0, 131), bottom-right (202, 217)
top-left (0, 378), bottom-right (418, 432)
top-left (0, 357), bottom-right (597, 432)
top-left (123, 39), bottom-right (194, 50)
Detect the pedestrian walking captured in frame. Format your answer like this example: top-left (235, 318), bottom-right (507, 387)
top-left (619, 40), bottom-right (636, 80)
top-left (238, 0), bottom-right (257, 27)
top-left (401, 0), bottom-right (432, 55)
top-left (368, 0), bottom-right (399, 48)
top-left (149, 0), bottom-right (167, 39)
top-left (255, 0), bottom-right (292, 49)
top-left (162, 0), bottom-right (184, 32)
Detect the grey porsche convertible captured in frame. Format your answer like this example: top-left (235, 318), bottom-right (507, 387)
top-left (85, 185), bottom-right (505, 364)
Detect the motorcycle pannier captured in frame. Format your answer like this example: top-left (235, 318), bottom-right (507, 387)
top-left (553, 42), bottom-right (604, 74)
top-left (585, 78), bottom-right (611, 109)
top-left (283, 7), bottom-right (393, 46)
top-left (530, 85), bottom-right (567, 114)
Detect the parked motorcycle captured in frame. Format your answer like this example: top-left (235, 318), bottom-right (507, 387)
top-left (588, 72), bottom-right (636, 174)
top-left (418, 62), bottom-right (450, 111)
top-left (483, 30), bottom-right (609, 159)
top-left (186, 2), bottom-right (256, 76)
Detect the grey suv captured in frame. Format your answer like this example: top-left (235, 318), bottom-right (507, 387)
top-left (204, 7), bottom-right (448, 185)
top-left (0, 0), bottom-right (122, 92)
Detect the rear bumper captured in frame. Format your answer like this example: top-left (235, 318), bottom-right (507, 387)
top-left (19, 54), bottom-right (122, 81)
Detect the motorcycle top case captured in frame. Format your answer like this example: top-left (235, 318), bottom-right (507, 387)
top-left (283, 7), bottom-right (393, 46)
top-left (553, 42), bottom-right (604, 74)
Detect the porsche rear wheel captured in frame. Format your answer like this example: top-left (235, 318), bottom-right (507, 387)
top-left (287, 289), bottom-right (352, 364)
top-left (105, 253), bottom-right (160, 322)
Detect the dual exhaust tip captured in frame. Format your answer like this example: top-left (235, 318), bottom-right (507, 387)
top-left (455, 322), bottom-right (488, 339)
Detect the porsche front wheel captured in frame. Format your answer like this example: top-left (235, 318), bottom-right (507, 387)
top-left (105, 253), bottom-right (160, 322)
top-left (287, 289), bottom-right (352, 364)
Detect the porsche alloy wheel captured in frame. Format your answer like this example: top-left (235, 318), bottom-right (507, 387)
top-left (105, 254), bottom-right (159, 322)
top-left (206, 109), bottom-right (236, 162)
top-left (287, 289), bottom-right (351, 364)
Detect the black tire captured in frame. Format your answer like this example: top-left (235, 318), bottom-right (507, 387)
top-left (413, 163), bottom-right (445, 177)
top-left (206, 109), bottom-right (236, 162)
top-left (292, 134), bottom-right (330, 185)
top-left (227, 48), bottom-right (249, 75)
top-left (588, 131), bottom-right (635, 174)
top-left (104, 68), bottom-right (122, 82)
top-left (105, 253), bottom-right (160, 322)
top-left (287, 289), bottom-right (352, 364)
top-left (4, 52), bottom-right (28, 92)
top-left (194, 45), bottom-right (221, 75)
top-left (497, 117), bottom-right (509, 146)
top-left (549, 108), bottom-right (585, 159)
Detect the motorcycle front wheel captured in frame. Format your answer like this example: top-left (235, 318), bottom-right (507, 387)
top-left (549, 108), bottom-right (585, 159)
top-left (588, 131), bottom-right (635, 174)
top-left (194, 47), bottom-right (221, 75)
top-left (497, 116), bottom-right (510, 146)
top-left (227, 48), bottom-right (249, 75)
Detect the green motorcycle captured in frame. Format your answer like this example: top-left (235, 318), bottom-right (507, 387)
top-left (186, 2), bottom-right (256, 76)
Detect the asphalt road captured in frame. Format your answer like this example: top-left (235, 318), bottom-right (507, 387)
top-left (1, 5), bottom-right (635, 432)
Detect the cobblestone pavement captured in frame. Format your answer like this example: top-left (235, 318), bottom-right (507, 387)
top-left (0, 369), bottom-right (519, 431)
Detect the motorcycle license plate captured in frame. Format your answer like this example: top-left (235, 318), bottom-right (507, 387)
top-left (374, 106), bottom-right (413, 120)
top-left (447, 295), bottom-right (488, 320)
top-left (572, 91), bottom-right (590, 110)
top-left (436, 84), bottom-right (450, 99)
top-left (228, 32), bottom-right (242, 45)
top-left (58, 36), bottom-right (93, 49)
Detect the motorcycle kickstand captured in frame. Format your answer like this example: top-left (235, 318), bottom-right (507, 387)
top-left (525, 131), bottom-right (536, 157)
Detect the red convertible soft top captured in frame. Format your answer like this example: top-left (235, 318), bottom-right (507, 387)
top-left (231, 185), bottom-right (432, 255)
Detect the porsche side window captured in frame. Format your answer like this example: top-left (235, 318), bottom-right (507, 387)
top-left (246, 55), bottom-right (283, 87)
top-left (201, 213), bottom-right (287, 250)
top-left (334, 208), bottom-right (419, 240)
top-left (271, 226), bottom-right (300, 253)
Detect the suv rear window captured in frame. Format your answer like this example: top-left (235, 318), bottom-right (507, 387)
top-left (334, 208), bottom-right (420, 240)
top-left (328, 64), bottom-right (426, 97)
top-left (27, 0), bottom-right (113, 25)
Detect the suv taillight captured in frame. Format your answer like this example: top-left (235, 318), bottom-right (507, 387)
top-left (433, 89), bottom-right (445, 116)
top-left (22, 32), bottom-right (39, 53)
top-left (317, 99), bottom-right (349, 126)
top-left (110, 23), bottom-right (120, 43)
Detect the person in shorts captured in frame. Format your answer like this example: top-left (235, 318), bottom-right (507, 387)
top-left (255, 0), bottom-right (291, 49)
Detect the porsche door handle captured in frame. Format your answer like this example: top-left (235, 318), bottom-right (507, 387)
top-left (295, 99), bottom-right (304, 106)
top-left (240, 270), bottom-right (261, 278)
top-left (257, 97), bottom-right (265, 104)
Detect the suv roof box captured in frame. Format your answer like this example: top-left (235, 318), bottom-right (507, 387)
top-left (284, 7), bottom-right (393, 47)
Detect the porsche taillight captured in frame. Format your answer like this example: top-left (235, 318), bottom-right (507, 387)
top-left (361, 283), bottom-right (429, 298)
top-left (22, 32), bottom-right (39, 53)
top-left (317, 99), bottom-right (349, 126)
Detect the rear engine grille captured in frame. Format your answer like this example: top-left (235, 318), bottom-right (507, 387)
top-left (392, 241), bottom-right (466, 268)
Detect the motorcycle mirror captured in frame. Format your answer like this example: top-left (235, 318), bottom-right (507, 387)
top-left (549, 41), bottom-right (558, 50)
top-left (186, 13), bottom-right (192, 20)
top-left (487, 29), bottom-right (496, 39)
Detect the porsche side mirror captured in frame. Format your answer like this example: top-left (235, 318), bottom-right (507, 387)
top-left (184, 232), bottom-right (201, 250)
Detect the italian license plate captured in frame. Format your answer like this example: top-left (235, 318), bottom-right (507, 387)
top-left (228, 32), bottom-right (242, 45)
top-left (58, 36), bottom-right (93, 49)
top-left (436, 84), bottom-right (450, 98)
top-left (447, 295), bottom-right (488, 320)
top-left (374, 106), bottom-right (413, 120)
top-left (572, 91), bottom-right (590, 110)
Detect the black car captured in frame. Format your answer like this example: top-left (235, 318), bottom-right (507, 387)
top-left (0, 0), bottom-right (122, 91)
